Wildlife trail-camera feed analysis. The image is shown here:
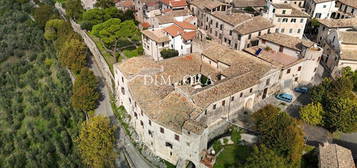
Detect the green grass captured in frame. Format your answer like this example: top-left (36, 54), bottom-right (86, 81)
top-left (123, 46), bottom-right (143, 58)
top-left (214, 145), bottom-right (251, 168)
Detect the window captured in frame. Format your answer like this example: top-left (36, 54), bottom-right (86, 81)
top-left (287, 69), bottom-right (291, 74)
top-left (282, 18), bottom-right (288, 22)
top-left (140, 120), bottom-right (144, 127)
top-left (121, 87), bottom-right (125, 95)
top-left (160, 127), bottom-right (164, 133)
top-left (289, 29), bottom-right (293, 33)
top-left (278, 18), bottom-right (281, 22)
top-left (314, 68), bottom-right (317, 72)
top-left (281, 28), bottom-right (285, 33)
top-left (315, 13), bottom-right (322, 18)
top-left (204, 110), bottom-right (207, 115)
top-left (272, 9), bottom-right (275, 13)
top-left (238, 35), bottom-right (242, 40)
top-left (268, 29), bottom-right (271, 34)
top-left (262, 39), bottom-right (266, 44)
top-left (222, 100), bottom-right (225, 106)
top-left (298, 66), bottom-right (302, 71)
top-left (279, 45), bottom-right (284, 52)
top-left (175, 134), bottom-right (180, 141)
top-left (282, 10), bottom-right (286, 14)
top-left (229, 30), bottom-right (232, 35)
top-left (291, 19), bottom-right (296, 22)
top-left (220, 24), bottom-right (223, 30)
top-left (165, 142), bottom-right (173, 148)
top-left (297, 29), bottom-right (301, 33)
top-left (250, 88), bottom-right (253, 93)
top-left (240, 92), bottom-right (243, 97)
top-left (231, 96), bottom-right (234, 101)
top-left (258, 31), bottom-right (261, 36)
top-left (129, 98), bottom-right (132, 104)
top-left (323, 5), bottom-right (327, 8)
top-left (134, 112), bottom-right (138, 119)
top-left (275, 28), bottom-right (279, 33)
top-left (300, 19), bottom-right (304, 23)
top-left (213, 104), bottom-right (216, 110)
top-left (248, 34), bottom-right (251, 39)
top-left (266, 78), bottom-right (270, 86)
top-left (216, 22), bottom-right (218, 28)
top-left (295, 77), bottom-right (298, 81)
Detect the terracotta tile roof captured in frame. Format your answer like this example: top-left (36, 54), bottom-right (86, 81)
top-left (156, 15), bottom-right (176, 24)
top-left (141, 22), bottom-right (151, 28)
top-left (161, 0), bottom-right (187, 7)
top-left (313, 0), bottom-right (334, 3)
top-left (339, 31), bottom-right (357, 44)
top-left (234, 16), bottom-right (274, 35)
top-left (273, 3), bottom-right (310, 17)
top-left (116, 43), bottom-right (275, 134)
top-left (211, 11), bottom-right (252, 26)
top-left (339, 0), bottom-right (357, 9)
top-left (259, 33), bottom-right (314, 51)
top-left (117, 0), bottom-right (134, 7)
top-left (142, 29), bottom-right (171, 42)
top-left (182, 31), bottom-right (196, 40)
top-left (233, 0), bottom-right (266, 8)
top-left (319, 143), bottom-right (355, 168)
top-left (174, 21), bottom-right (197, 30)
top-left (139, 0), bottom-right (159, 6)
top-left (244, 46), bottom-right (302, 68)
top-left (318, 18), bottom-right (357, 28)
top-left (190, 0), bottom-right (226, 10)
top-left (163, 8), bottom-right (191, 17)
top-left (163, 24), bottom-right (184, 36)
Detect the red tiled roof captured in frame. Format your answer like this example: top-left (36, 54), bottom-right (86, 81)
top-left (163, 24), bottom-right (184, 37)
top-left (161, 0), bottom-right (187, 7)
top-left (141, 22), bottom-right (151, 28)
top-left (174, 21), bottom-right (197, 30)
top-left (182, 31), bottom-right (196, 40)
top-left (118, 0), bottom-right (134, 7)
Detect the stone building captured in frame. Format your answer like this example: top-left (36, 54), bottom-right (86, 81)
top-left (268, 0), bottom-right (305, 8)
top-left (81, 0), bottom-right (96, 9)
top-left (265, 3), bottom-right (309, 38)
top-left (114, 43), bottom-right (281, 167)
top-left (142, 21), bottom-right (197, 61)
top-left (305, 0), bottom-right (338, 19)
top-left (332, 0), bottom-right (357, 19)
top-left (195, 11), bottom-right (275, 50)
top-left (318, 143), bottom-right (355, 168)
top-left (320, 28), bottom-right (357, 76)
top-left (245, 33), bottom-right (323, 89)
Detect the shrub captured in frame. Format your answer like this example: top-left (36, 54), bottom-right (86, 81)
top-left (160, 49), bottom-right (179, 59)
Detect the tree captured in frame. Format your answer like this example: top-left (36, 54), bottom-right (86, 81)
top-left (91, 19), bottom-right (140, 49)
top-left (231, 127), bottom-right (241, 144)
top-left (71, 68), bottom-right (100, 112)
top-left (44, 19), bottom-right (70, 41)
top-left (253, 105), bottom-right (305, 166)
top-left (32, 4), bottom-right (55, 27)
top-left (76, 116), bottom-right (116, 168)
top-left (59, 39), bottom-right (87, 73)
top-left (160, 49), bottom-right (179, 59)
top-left (79, 7), bottom-right (119, 30)
top-left (300, 102), bottom-right (324, 126)
top-left (95, 0), bottom-right (115, 8)
top-left (241, 145), bottom-right (288, 168)
top-left (324, 97), bottom-right (357, 132)
top-left (64, 0), bottom-right (83, 20)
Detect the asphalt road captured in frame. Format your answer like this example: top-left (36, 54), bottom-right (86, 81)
top-left (88, 56), bottom-right (153, 168)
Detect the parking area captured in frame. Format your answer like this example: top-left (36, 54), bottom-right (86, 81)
top-left (253, 87), bottom-right (311, 118)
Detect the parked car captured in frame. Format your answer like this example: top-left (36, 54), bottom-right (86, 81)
top-left (275, 93), bottom-right (293, 103)
top-left (294, 87), bottom-right (308, 94)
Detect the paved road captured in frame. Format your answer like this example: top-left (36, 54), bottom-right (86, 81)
top-left (88, 56), bottom-right (114, 117)
top-left (89, 56), bottom-right (153, 168)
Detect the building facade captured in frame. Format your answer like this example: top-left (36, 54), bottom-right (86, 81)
top-left (265, 3), bottom-right (309, 38)
top-left (305, 0), bottom-right (338, 19)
